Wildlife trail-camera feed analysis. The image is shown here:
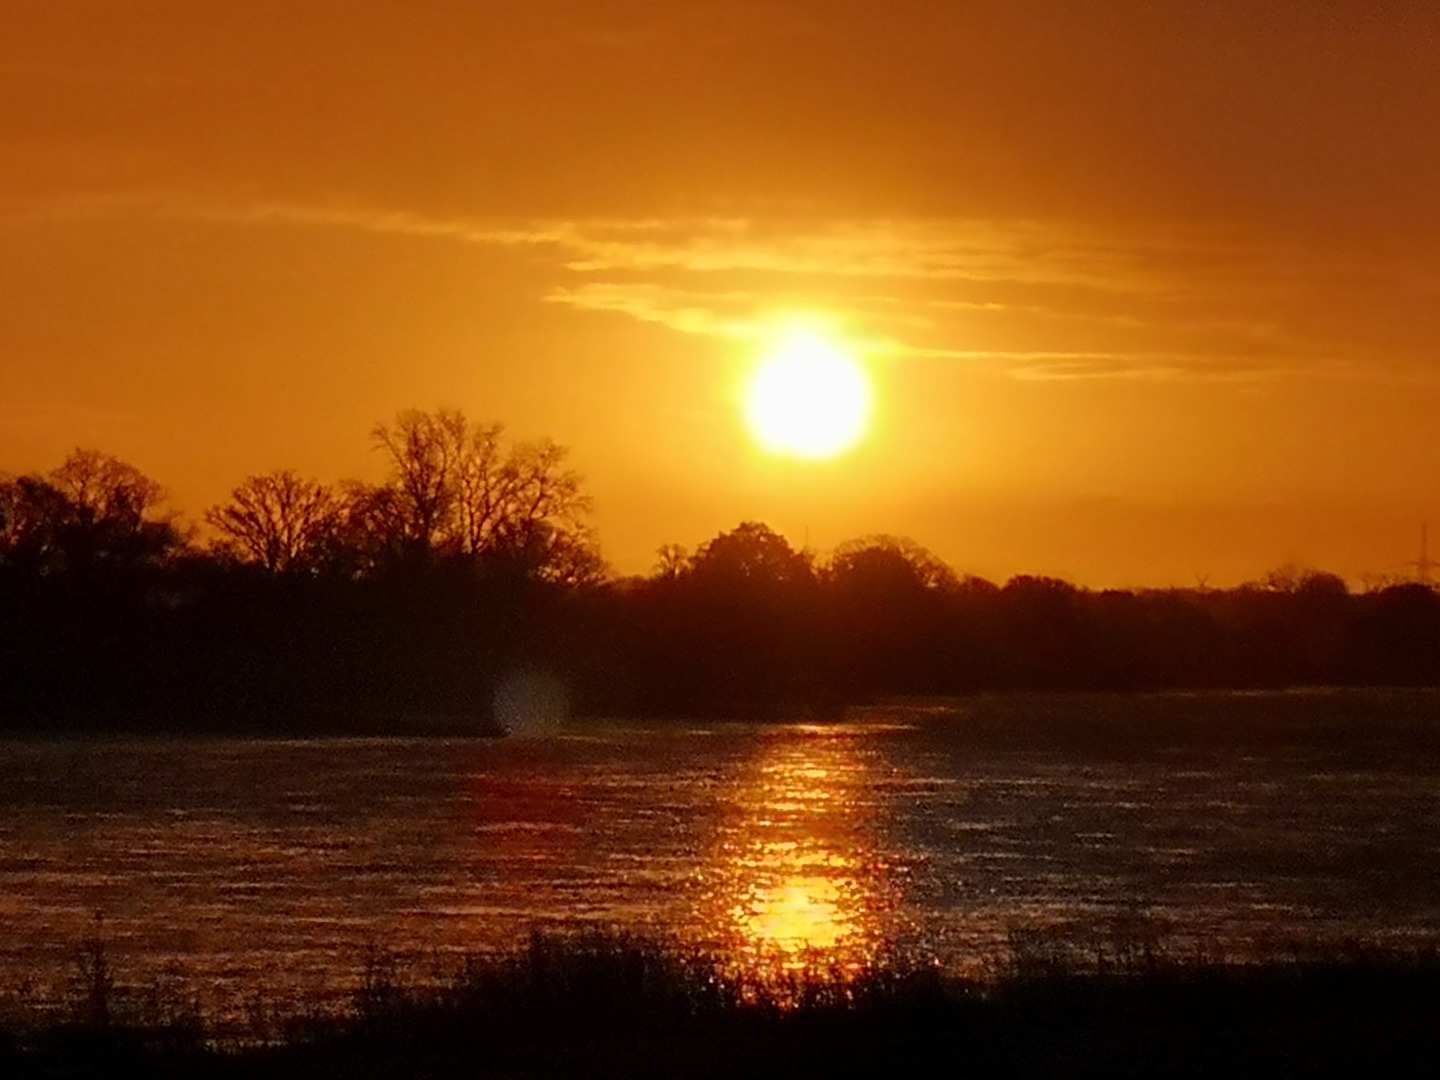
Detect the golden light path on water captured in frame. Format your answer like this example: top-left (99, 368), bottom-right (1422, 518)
top-left (692, 725), bottom-right (904, 979)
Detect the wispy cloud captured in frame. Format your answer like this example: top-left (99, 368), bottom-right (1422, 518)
top-left (544, 219), bottom-right (1193, 294)
top-left (14, 193), bottom-right (1196, 292)
top-left (2, 191), bottom-right (1403, 383)
top-left (547, 283), bottom-right (760, 339)
top-left (0, 399), bottom-right (142, 434)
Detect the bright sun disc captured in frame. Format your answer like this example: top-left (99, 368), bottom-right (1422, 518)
top-left (745, 329), bottom-right (872, 460)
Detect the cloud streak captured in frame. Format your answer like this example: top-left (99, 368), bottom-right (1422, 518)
top-left (3, 191), bottom-right (1404, 383)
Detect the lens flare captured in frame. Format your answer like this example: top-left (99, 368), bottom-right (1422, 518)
top-left (493, 668), bottom-right (568, 737)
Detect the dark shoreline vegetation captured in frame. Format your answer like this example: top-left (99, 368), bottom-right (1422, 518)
top-left (5, 409), bottom-right (1440, 734)
top-left (5, 931), bottom-right (1440, 1078)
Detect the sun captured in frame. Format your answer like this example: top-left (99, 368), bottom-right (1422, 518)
top-left (744, 328), bottom-right (872, 460)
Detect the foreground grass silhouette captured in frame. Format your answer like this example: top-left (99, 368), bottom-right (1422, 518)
top-left (5, 931), bottom-right (1440, 1078)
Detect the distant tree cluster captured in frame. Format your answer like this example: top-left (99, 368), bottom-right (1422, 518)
top-left (0, 410), bottom-right (600, 729)
top-left (3, 411), bottom-right (1440, 732)
top-left (590, 523), bottom-right (1440, 716)
top-left (203, 409), bottom-right (601, 584)
top-left (0, 448), bottom-right (182, 578)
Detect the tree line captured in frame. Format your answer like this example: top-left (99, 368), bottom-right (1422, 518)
top-left (3, 408), bottom-right (1439, 731)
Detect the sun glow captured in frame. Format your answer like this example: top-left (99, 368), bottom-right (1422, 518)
top-left (744, 328), bottom-right (872, 460)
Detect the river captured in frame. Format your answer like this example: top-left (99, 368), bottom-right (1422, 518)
top-left (3, 688), bottom-right (1438, 1018)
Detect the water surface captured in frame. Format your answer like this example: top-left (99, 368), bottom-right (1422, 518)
top-left (3, 689), bottom-right (1439, 1014)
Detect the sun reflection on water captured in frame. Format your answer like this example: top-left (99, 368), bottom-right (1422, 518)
top-left (697, 726), bottom-right (898, 976)
top-left (736, 874), bottom-right (846, 953)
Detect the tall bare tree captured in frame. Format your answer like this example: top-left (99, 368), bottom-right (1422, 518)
top-left (50, 449), bottom-right (167, 530)
top-left (452, 420), bottom-right (510, 555)
top-left (205, 471), bottom-right (343, 574)
top-left (488, 439), bottom-right (591, 554)
top-left (367, 408), bottom-right (601, 578)
top-left (370, 408), bottom-right (469, 550)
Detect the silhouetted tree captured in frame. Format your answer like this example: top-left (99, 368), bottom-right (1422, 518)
top-left (483, 439), bottom-right (592, 560)
top-left (0, 451), bottom-right (188, 722)
top-left (1252, 563), bottom-right (1349, 598)
top-left (688, 521), bottom-right (814, 588)
top-left (330, 479), bottom-right (408, 575)
top-left (50, 449), bottom-right (165, 523)
top-left (368, 408), bottom-right (599, 579)
top-left (653, 544), bottom-right (689, 579)
top-left (205, 471), bottom-right (343, 574)
top-left (11, 425), bottom-right (1440, 732)
top-left (533, 525), bottom-right (608, 587)
top-left (370, 408), bottom-right (471, 552)
top-left (827, 535), bottom-right (957, 593)
top-left (1355, 584), bottom-right (1440, 683)
top-left (0, 473), bottom-right (69, 571)
top-left (630, 522), bottom-right (821, 714)
top-left (0, 478), bottom-right (13, 573)
top-left (0, 450), bottom-right (181, 576)
top-left (995, 576), bottom-right (1091, 688)
top-left (823, 535), bottom-right (958, 695)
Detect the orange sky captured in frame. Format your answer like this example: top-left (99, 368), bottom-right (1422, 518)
top-left (5, 1), bottom-right (1440, 585)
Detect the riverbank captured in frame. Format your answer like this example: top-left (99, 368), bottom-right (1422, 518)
top-left (0, 704), bottom-right (506, 738)
top-left (5, 933), bottom-right (1439, 1078)
top-left (6, 682), bottom-right (1440, 740)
